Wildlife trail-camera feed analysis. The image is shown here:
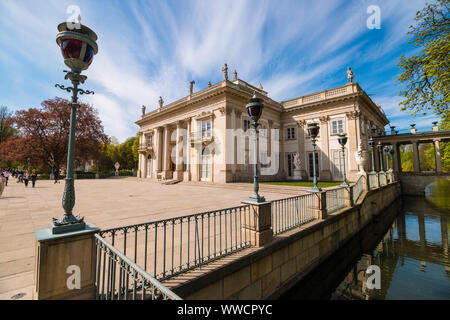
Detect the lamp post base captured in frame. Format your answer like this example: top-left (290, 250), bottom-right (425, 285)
top-left (52, 214), bottom-right (86, 234)
top-left (246, 195), bottom-right (266, 204)
top-left (308, 186), bottom-right (322, 193)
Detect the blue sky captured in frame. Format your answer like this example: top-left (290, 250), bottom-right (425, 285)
top-left (0, 0), bottom-right (441, 142)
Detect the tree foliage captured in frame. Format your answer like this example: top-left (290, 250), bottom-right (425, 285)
top-left (0, 105), bottom-right (18, 143)
top-left (96, 136), bottom-right (139, 172)
top-left (0, 97), bottom-right (108, 170)
top-left (398, 0), bottom-right (450, 116)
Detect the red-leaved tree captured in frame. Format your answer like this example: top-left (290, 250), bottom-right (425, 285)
top-left (0, 97), bottom-right (108, 170)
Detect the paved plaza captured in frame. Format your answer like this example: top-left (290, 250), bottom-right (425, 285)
top-left (0, 177), bottom-right (309, 300)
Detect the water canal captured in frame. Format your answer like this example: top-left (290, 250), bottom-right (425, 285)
top-left (282, 186), bottom-right (450, 300)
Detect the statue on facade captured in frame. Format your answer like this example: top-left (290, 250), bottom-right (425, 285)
top-left (208, 81), bottom-right (212, 87)
top-left (141, 105), bottom-right (146, 116)
top-left (347, 67), bottom-right (355, 83)
top-left (233, 70), bottom-right (238, 81)
top-left (222, 63), bottom-right (228, 81)
top-left (158, 96), bottom-right (164, 108)
top-left (354, 143), bottom-right (368, 174)
top-left (189, 80), bottom-right (195, 95)
top-left (259, 83), bottom-right (263, 90)
top-left (114, 162), bottom-right (120, 176)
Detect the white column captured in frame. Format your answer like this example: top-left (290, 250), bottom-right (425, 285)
top-left (412, 141), bottom-right (420, 172)
top-left (434, 139), bottom-right (442, 173)
top-left (185, 118), bottom-right (191, 180)
top-left (163, 124), bottom-right (171, 178)
top-left (175, 121), bottom-right (183, 180)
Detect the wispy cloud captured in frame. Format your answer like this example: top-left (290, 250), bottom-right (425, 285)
top-left (0, 0), bottom-right (438, 142)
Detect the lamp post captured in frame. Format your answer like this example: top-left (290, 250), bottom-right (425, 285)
top-left (338, 133), bottom-right (349, 187)
top-left (307, 123), bottom-right (321, 192)
top-left (245, 94), bottom-right (265, 203)
top-left (27, 157), bottom-right (31, 172)
top-left (377, 142), bottom-right (384, 173)
top-left (368, 138), bottom-right (376, 173)
top-left (52, 20), bottom-right (98, 234)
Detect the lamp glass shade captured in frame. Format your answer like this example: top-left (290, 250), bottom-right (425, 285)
top-left (61, 39), bottom-right (82, 59)
top-left (338, 134), bottom-right (348, 146)
top-left (307, 123), bottom-right (319, 139)
top-left (247, 105), bottom-right (262, 119)
top-left (245, 95), bottom-right (264, 122)
top-left (83, 44), bottom-right (94, 65)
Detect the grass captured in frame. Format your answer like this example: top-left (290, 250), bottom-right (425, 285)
top-left (258, 181), bottom-right (351, 188)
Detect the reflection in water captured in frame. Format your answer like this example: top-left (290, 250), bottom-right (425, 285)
top-left (425, 179), bottom-right (450, 213)
top-left (332, 196), bottom-right (449, 300)
top-left (282, 196), bottom-right (450, 300)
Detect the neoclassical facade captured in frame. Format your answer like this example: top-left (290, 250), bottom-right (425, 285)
top-left (135, 66), bottom-right (389, 183)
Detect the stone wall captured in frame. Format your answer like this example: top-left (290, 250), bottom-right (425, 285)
top-left (397, 172), bottom-right (450, 195)
top-left (168, 182), bottom-right (401, 299)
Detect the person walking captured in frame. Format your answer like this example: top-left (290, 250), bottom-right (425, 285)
top-left (3, 170), bottom-right (9, 186)
top-left (0, 174), bottom-right (5, 198)
top-left (23, 170), bottom-right (29, 187)
top-left (31, 171), bottom-right (38, 188)
top-left (53, 168), bottom-right (60, 184)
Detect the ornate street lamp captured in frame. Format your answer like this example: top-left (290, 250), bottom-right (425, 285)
top-left (338, 133), bottom-right (349, 187)
top-left (52, 20), bottom-right (98, 234)
top-left (368, 138), bottom-right (376, 173)
top-left (27, 157), bottom-right (31, 172)
top-left (307, 123), bottom-right (321, 192)
top-left (246, 94), bottom-right (265, 203)
top-left (377, 142), bottom-right (384, 173)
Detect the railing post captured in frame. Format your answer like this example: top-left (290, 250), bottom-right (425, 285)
top-left (241, 201), bottom-right (273, 247)
top-left (310, 191), bottom-right (327, 220)
top-left (374, 173), bottom-right (380, 188)
top-left (345, 186), bottom-right (354, 207)
top-left (33, 223), bottom-right (100, 300)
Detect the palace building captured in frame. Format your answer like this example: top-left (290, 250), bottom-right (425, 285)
top-left (135, 65), bottom-right (389, 183)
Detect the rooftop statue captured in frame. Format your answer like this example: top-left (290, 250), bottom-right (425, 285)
top-left (189, 80), bottom-right (195, 95)
top-left (222, 63), bottom-right (228, 81)
top-left (347, 67), bottom-right (355, 83)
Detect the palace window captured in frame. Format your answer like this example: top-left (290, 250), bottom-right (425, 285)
top-left (146, 134), bottom-right (152, 147)
top-left (287, 153), bottom-right (295, 177)
top-left (331, 120), bottom-right (344, 135)
top-left (286, 127), bottom-right (296, 140)
top-left (202, 120), bottom-right (212, 139)
top-left (361, 119), bottom-right (366, 135)
top-left (332, 150), bottom-right (342, 179)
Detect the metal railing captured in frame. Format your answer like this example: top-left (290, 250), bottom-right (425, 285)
top-left (352, 176), bottom-right (364, 203)
top-left (271, 193), bottom-right (316, 235)
top-left (95, 234), bottom-right (182, 300)
top-left (368, 173), bottom-right (377, 189)
top-left (99, 204), bottom-right (251, 281)
top-left (326, 187), bottom-right (347, 213)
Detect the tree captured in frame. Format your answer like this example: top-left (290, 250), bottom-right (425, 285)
top-left (0, 105), bottom-right (17, 143)
top-left (96, 136), bottom-right (139, 172)
top-left (0, 97), bottom-right (108, 171)
top-left (400, 144), bottom-right (414, 171)
top-left (439, 110), bottom-right (450, 172)
top-left (398, 0), bottom-right (450, 116)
